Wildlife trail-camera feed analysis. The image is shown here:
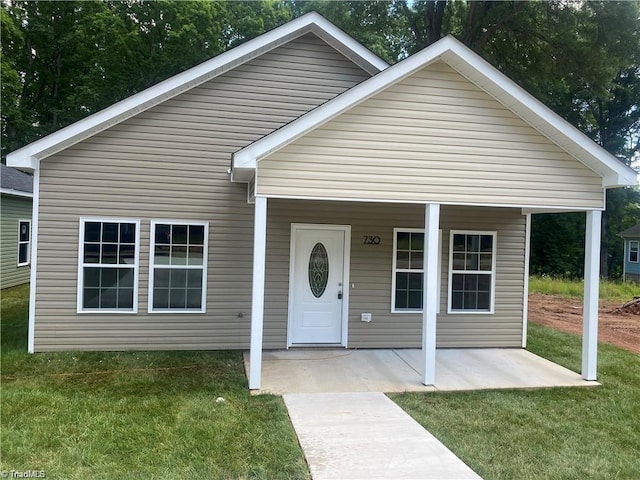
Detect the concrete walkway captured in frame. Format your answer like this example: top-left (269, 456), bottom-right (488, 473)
top-left (284, 392), bottom-right (481, 480)
top-left (247, 348), bottom-right (598, 394)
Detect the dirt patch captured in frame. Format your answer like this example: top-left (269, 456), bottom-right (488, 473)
top-left (528, 293), bottom-right (640, 354)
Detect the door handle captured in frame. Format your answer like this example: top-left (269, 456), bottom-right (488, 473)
top-left (338, 291), bottom-right (343, 299)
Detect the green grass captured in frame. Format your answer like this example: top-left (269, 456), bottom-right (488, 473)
top-left (529, 275), bottom-right (639, 300)
top-left (391, 324), bottom-right (640, 479)
top-left (0, 285), bottom-right (309, 479)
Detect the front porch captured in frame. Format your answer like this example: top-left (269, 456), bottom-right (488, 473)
top-left (244, 348), bottom-right (599, 394)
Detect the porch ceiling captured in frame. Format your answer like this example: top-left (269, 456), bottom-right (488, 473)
top-left (244, 348), bottom-right (599, 394)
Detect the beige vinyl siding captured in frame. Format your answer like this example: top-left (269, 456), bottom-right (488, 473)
top-left (1, 195), bottom-right (32, 289)
top-left (257, 61), bottom-right (605, 209)
top-left (33, 34), bottom-right (370, 351)
top-left (264, 200), bottom-right (525, 348)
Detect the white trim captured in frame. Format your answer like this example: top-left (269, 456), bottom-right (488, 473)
top-left (582, 210), bottom-right (601, 381)
top-left (17, 219), bottom-right (31, 267)
top-left (287, 223), bottom-right (351, 348)
top-left (422, 204), bottom-right (440, 385)
top-left (6, 13), bottom-right (387, 170)
top-left (232, 36), bottom-right (636, 187)
top-left (77, 217), bottom-right (141, 314)
top-left (254, 193), bottom-right (605, 212)
top-left (522, 213), bottom-right (531, 348)
top-left (27, 165), bottom-right (40, 353)
top-left (249, 197), bottom-right (267, 390)
top-left (628, 240), bottom-right (639, 263)
top-left (148, 220), bottom-right (209, 314)
top-left (391, 228), bottom-right (441, 314)
top-left (447, 230), bottom-right (497, 314)
top-left (0, 188), bottom-right (33, 198)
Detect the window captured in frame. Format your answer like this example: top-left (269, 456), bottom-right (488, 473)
top-left (78, 219), bottom-right (140, 312)
top-left (149, 221), bottom-right (208, 313)
top-left (629, 240), bottom-right (639, 263)
top-left (448, 231), bottom-right (496, 314)
top-left (17, 220), bottom-right (30, 266)
top-left (392, 228), bottom-right (441, 313)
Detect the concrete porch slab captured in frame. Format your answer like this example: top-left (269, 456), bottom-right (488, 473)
top-left (245, 348), bottom-right (599, 394)
top-left (284, 392), bottom-right (481, 479)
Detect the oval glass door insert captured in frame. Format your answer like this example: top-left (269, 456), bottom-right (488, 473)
top-left (308, 242), bottom-right (329, 298)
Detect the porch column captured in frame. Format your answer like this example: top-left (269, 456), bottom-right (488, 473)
top-left (422, 203), bottom-right (440, 385)
top-left (582, 210), bottom-right (601, 381)
top-left (249, 197), bottom-right (267, 390)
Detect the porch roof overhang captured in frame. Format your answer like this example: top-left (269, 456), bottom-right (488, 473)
top-left (6, 12), bottom-right (388, 173)
top-left (231, 36), bottom-right (637, 189)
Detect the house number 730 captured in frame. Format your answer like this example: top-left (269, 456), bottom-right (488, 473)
top-left (363, 235), bottom-right (381, 245)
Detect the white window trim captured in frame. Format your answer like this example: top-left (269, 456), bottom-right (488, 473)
top-left (447, 230), bottom-right (497, 315)
top-left (391, 228), bottom-right (442, 314)
top-left (629, 240), bottom-right (639, 263)
top-left (17, 219), bottom-right (31, 266)
top-left (77, 217), bottom-right (141, 314)
top-left (148, 219), bottom-right (209, 314)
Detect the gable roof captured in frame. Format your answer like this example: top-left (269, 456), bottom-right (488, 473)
top-left (232, 36), bottom-right (637, 189)
top-left (1, 163), bottom-right (33, 198)
top-left (619, 224), bottom-right (640, 238)
top-left (6, 12), bottom-right (388, 171)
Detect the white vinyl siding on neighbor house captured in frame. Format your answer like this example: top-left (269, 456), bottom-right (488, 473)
top-left (77, 218), bottom-right (140, 313)
top-left (32, 34), bottom-right (370, 351)
top-left (149, 221), bottom-right (208, 313)
top-left (448, 231), bottom-right (496, 314)
top-left (17, 220), bottom-right (31, 266)
top-left (629, 240), bottom-right (639, 263)
top-left (256, 61), bottom-right (605, 210)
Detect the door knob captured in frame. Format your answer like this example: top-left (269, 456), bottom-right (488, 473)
top-left (338, 291), bottom-right (343, 299)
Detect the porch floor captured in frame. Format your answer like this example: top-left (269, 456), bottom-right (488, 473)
top-left (244, 348), bottom-right (599, 394)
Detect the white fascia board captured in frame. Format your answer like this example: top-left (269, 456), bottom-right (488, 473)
top-left (440, 46), bottom-right (637, 188)
top-left (0, 188), bottom-right (33, 198)
top-left (6, 12), bottom-right (387, 169)
top-left (232, 39), bottom-right (454, 173)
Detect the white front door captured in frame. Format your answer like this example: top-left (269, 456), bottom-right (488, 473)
top-left (289, 225), bottom-right (348, 345)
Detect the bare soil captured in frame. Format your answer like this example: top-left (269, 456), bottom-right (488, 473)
top-left (528, 294), bottom-right (640, 354)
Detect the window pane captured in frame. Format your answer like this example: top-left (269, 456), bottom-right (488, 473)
top-left (102, 223), bottom-right (118, 243)
top-left (396, 232), bottom-right (410, 250)
top-left (410, 251), bottom-right (423, 269)
top-left (464, 292), bottom-right (477, 309)
top-left (478, 275), bottom-right (491, 292)
top-left (119, 268), bottom-right (134, 288)
top-left (479, 253), bottom-right (492, 271)
top-left (466, 253), bottom-right (479, 270)
top-left (452, 253), bottom-right (465, 270)
top-left (395, 290), bottom-right (408, 310)
top-left (19, 222), bottom-right (29, 241)
top-left (463, 274), bottom-right (478, 291)
top-left (153, 288), bottom-right (169, 309)
top-left (84, 267), bottom-right (101, 287)
top-left (102, 244), bottom-right (118, 264)
top-left (118, 288), bottom-right (134, 309)
top-left (396, 272), bottom-right (408, 290)
top-left (186, 289), bottom-right (202, 309)
top-left (451, 291), bottom-right (463, 310)
top-left (408, 272), bottom-right (423, 290)
top-left (119, 245), bottom-right (135, 264)
top-left (85, 222), bottom-right (101, 243)
top-left (155, 269), bottom-right (170, 288)
top-left (155, 245), bottom-right (170, 265)
top-left (480, 235), bottom-right (493, 252)
top-left (171, 246), bottom-right (187, 265)
top-left (452, 234), bottom-right (465, 252)
top-left (171, 269), bottom-right (187, 288)
top-left (169, 289), bottom-right (186, 309)
top-left (477, 292), bottom-right (490, 310)
top-left (188, 246), bottom-right (203, 265)
top-left (451, 273), bottom-right (463, 290)
top-left (155, 224), bottom-right (171, 245)
top-left (83, 288), bottom-right (100, 309)
top-left (84, 244), bottom-right (100, 263)
top-left (466, 235), bottom-right (480, 253)
top-left (189, 225), bottom-right (205, 245)
top-left (120, 223), bottom-right (136, 244)
top-left (101, 268), bottom-right (118, 288)
top-left (410, 233), bottom-right (424, 251)
top-left (187, 270), bottom-right (203, 289)
top-left (19, 244), bottom-right (28, 263)
top-left (100, 288), bottom-right (118, 309)
top-left (396, 250), bottom-right (409, 269)
top-left (408, 290), bottom-right (423, 309)
top-left (172, 225), bottom-right (188, 244)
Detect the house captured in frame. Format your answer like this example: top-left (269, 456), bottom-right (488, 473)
top-left (1, 163), bottom-right (33, 289)
top-left (619, 224), bottom-right (640, 282)
top-left (7, 13), bottom-right (637, 389)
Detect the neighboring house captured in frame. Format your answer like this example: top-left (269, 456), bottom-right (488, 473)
top-left (619, 224), bottom-right (640, 282)
top-left (1, 163), bottom-right (33, 289)
top-left (7, 13), bottom-right (637, 389)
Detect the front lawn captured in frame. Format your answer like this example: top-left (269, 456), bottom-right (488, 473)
top-left (391, 323), bottom-right (640, 479)
top-left (0, 285), bottom-right (309, 479)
